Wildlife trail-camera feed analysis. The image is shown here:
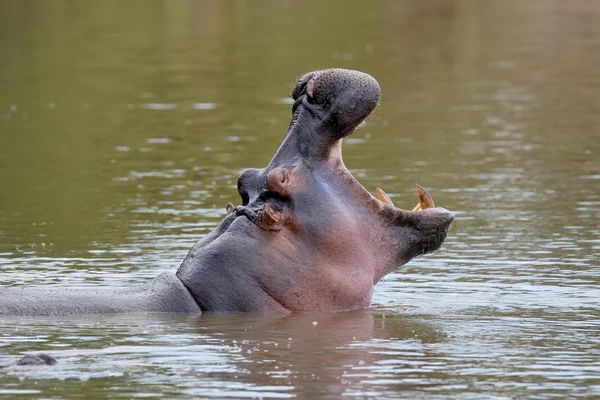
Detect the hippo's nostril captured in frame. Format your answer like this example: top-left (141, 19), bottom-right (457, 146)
top-left (292, 71), bottom-right (319, 100)
top-left (306, 79), bottom-right (315, 98)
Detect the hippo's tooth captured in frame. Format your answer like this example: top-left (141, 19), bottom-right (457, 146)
top-left (413, 184), bottom-right (435, 211)
top-left (376, 187), bottom-right (395, 207)
top-left (225, 202), bottom-right (235, 215)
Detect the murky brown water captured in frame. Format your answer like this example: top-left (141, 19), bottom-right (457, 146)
top-left (1, 0), bottom-right (599, 398)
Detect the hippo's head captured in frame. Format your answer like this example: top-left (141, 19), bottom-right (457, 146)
top-left (177, 69), bottom-right (454, 313)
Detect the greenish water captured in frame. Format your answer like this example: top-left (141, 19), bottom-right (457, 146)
top-left (1, 0), bottom-right (599, 398)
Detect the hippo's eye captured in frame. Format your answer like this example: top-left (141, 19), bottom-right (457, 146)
top-left (237, 168), bottom-right (262, 206)
top-left (239, 187), bottom-right (250, 206)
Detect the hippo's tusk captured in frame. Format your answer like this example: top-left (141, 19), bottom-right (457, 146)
top-left (376, 187), bottom-right (394, 207)
top-left (413, 184), bottom-right (435, 211)
top-left (378, 185), bottom-right (436, 211)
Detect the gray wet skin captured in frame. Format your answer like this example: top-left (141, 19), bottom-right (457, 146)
top-left (0, 69), bottom-right (454, 316)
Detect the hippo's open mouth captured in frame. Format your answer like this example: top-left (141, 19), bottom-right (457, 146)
top-left (231, 68), bottom-right (453, 235)
top-left (177, 69), bottom-right (454, 313)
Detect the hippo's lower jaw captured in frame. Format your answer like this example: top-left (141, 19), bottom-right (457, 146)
top-left (0, 69), bottom-right (454, 317)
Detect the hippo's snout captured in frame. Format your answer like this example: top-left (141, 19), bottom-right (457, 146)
top-left (287, 69), bottom-right (381, 162)
top-left (293, 69), bottom-right (380, 105)
top-left (300, 69), bottom-right (379, 108)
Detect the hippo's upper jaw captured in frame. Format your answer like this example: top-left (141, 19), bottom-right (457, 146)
top-left (176, 69), bottom-right (454, 313)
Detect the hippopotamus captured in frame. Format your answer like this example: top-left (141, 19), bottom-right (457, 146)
top-left (0, 69), bottom-right (454, 316)
top-left (0, 354), bottom-right (57, 368)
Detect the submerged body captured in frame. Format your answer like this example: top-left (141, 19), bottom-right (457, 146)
top-left (0, 69), bottom-right (454, 316)
top-left (0, 273), bottom-right (200, 315)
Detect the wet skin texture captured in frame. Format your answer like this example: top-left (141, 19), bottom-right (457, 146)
top-left (0, 69), bottom-right (454, 316)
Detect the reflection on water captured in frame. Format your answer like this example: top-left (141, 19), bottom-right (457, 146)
top-left (0, 312), bottom-right (446, 398)
top-left (1, 0), bottom-right (599, 398)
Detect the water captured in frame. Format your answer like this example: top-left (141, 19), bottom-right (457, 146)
top-left (1, 0), bottom-right (599, 398)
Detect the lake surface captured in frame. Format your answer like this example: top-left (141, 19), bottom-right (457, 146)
top-left (1, 0), bottom-right (599, 398)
